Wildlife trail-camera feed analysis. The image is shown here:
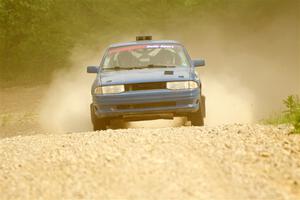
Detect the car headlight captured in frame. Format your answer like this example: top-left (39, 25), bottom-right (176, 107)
top-left (167, 81), bottom-right (198, 90)
top-left (94, 85), bottom-right (125, 94)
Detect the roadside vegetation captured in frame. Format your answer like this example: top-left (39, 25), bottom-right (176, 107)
top-left (264, 95), bottom-right (300, 133)
top-left (0, 0), bottom-right (292, 86)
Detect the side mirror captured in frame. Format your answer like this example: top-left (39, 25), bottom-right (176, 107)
top-left (192, 59), bottom-right (205, 67)
top-left (87, 66), bottom-right (99, 73)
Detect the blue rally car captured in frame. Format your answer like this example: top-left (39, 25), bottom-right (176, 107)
top-left (87, 36), bottom-right (206, 130)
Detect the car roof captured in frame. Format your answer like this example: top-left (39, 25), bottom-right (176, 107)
top-left (108, 40), bottom-right (181, 48)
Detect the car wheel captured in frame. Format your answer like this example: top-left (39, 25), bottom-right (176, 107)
top-left (189, 109), bottom-right (204, 126)
top-left (90, 104), bottom-right (107, 131)
top-left (189, 96), bottom-right (205, 126)
top-left (93, 120), bottom-right (107, 131)
top-left (110, 118), bottom-right (124, 129)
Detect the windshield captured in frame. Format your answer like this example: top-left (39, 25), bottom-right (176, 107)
top-left (102, 44), bottom-right (191, 70)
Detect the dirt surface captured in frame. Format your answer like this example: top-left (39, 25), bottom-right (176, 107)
top-left (0, 86), bottom-right (48, 138)
top-left (1, 87), bottom-right (300, 199)
top-left (0, 125), bottom-right (299, 199)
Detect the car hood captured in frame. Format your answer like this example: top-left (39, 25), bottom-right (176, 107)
top-left (100, 67), bottom-right (191, 85)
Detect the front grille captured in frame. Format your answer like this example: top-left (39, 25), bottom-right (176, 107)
top-left (117, 102), bottom-right (175, 110)
top-left (125, 82), bottom-right (166, 91)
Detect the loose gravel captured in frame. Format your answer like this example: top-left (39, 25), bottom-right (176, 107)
top-left (0, 124), bottom-right (299, 200)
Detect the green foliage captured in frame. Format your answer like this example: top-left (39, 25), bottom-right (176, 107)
top-left (283, 95), bottom-right (300, 133)
top-left (264, 95), bottom-right (300, 133)
top-left (0, 0), bottom-right (294, 86)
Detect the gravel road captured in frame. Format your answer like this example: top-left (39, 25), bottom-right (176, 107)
top-left (1, 124), bottom-right (299, 200)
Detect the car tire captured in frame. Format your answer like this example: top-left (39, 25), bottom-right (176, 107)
top-left (90, 104), bottom-right (107, 131)
top-left (189, 109), bottom-right (204, 126)
top-left (110, 118), bottom-right (124, 129)
top-left (189, 96), bottom-right (205, 126)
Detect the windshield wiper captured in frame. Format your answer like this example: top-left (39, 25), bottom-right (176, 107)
top-left (144, 64), bottom-right (176, 68)
top-left (103, 66), bottom-right (139, 71)
top-left (103, 66), bottom-right (122, 71)
top-left (103, 65), bottom-right (176, 71)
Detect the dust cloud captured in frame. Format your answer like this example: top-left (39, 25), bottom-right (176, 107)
top-left (38, 47), bottom-right (99, 132)
top-left (39, 9), bottom-right (299, 132)
top-left (183, 10), bottom-right (299, 125)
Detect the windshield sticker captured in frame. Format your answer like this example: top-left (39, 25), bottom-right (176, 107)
top-left (146, 45), bottom-right (174, 49)
top-left (109, 45), bottom-right (147, 54)
top-left (109, 44), bottom-right (175, 54)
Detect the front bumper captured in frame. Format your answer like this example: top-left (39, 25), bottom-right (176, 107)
top-left (92, 89), bottom-right (200, 118)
